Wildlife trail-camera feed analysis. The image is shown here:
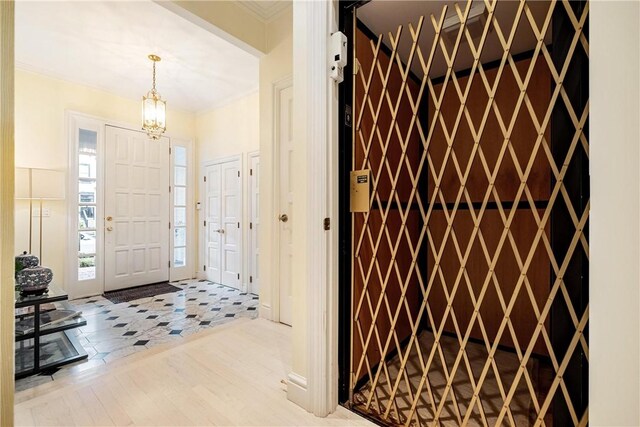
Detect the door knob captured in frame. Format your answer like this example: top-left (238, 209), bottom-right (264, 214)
top-left (220, 229), bottom-right (225, 234)
top-left (106, 216), bottom-right (113, 221)
top-left (106, 226), bottom-right (113, 232)
top-left (279, 214), bottom-right (288, 223)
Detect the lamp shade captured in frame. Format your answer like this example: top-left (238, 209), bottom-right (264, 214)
top-left (142, 94), bottom-right (166, 139)
top-left (15, 167), bottom-right (32, 200)
top-left (31, 169), bottom-right (66, 200)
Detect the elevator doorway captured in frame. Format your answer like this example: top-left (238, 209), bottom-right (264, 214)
top-left (339, 1), bottom-right (590, 425)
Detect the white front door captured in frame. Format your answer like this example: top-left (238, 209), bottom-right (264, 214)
top-left (278, 85), bottom-right (294, 326)
top-left (104, 126), bottom-right (170, 291)
top-left (248, 154), bottom-right (260, 295)
top-left (204, 159), bottom-right (241, 288)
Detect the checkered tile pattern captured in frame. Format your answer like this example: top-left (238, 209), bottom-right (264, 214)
top-left (15, 280), bottom-right (258, 391)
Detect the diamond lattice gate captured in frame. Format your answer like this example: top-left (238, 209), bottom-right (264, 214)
top-left (346, 1), bottom-right (589, 426)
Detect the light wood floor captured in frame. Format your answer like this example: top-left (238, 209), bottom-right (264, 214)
top-left (14, 318), bottom-right (372, 426)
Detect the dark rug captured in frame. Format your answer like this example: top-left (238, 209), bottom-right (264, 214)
top-left (103, 282), bottom-right (182, 304)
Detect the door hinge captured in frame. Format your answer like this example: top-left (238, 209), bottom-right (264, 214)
top-left (237, 273), bottom-right (240, 280)
top-left (204, 265), bottom-right (207, 271)
top-left (204, 176), bottom-right (207, 182)
top-left (169, 222), bottom-right (171, 229)
top-left (169, 185), bottom-right (171, 193)
top-left (237, 222), bottom-right (240, 228)
top-left (249, 276), bottom-right (253, 283)
top-left (204, 220), bottom-right (207, 227)
top-left (169, 146), bottom-right (172, 155)
top-left (250, 168), bottom-right (253, 176)
top-left (237, 171), bottom-right (240, 178)
top-left (168, 260), bottom-right (171, 268)
top-left (324, 217), bottom-right (331, 231)
top-left (250, 222), bottom-right (253, 230)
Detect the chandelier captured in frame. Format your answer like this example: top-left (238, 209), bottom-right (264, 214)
top-left (142, 54), bottom-right (166, 140)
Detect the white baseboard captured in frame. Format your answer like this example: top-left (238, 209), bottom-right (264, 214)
top-left (287, 372), bottom-right (308, 410)
top-left (259, 303), bottom-right (272, 320)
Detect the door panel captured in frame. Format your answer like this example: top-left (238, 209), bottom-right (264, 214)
top-left (205, 159), bottom-right (241, 289)
top-left (105, 126), bottom-right (170, 291)
top-left (205, 165), bottom-right (222, 284)
top-left (278, 85), bottom-right (294, 326)
top-left (221, 161), bottom-right (241, 288)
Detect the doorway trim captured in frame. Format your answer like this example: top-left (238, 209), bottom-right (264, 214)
top-left (290, 0), bottom-right (338, 416)
top-left (169, 138), bottom-right (196, 282)
top-left (200, 154), bottom-right (244, 287)
top-left (66, 111), bottom-right (106, 299)
top-left (246, 150), bottom-right (259, 295)
top-left (268, 74), bottom-right (292, 323)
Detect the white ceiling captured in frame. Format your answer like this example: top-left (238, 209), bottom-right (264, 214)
top-left (15, 1), bottom-right (260, 113)
top-left (357, 0), bottom-right (552, 78)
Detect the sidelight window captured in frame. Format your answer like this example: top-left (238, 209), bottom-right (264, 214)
top-left (77, 129), bottom-right (98, 281)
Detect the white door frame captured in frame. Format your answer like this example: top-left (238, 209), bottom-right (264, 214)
top-left (247, 150), bottom-right (259, 295)
top-left (270, 75), bottom-right (293, 323)
top-left (67, 112), bottom-right (105, 298)
top-left (200, 154), bottom-right (244, 288)
top-left (66, 110), bottom-right (195, 299)
top-left (170, 138), bottom-right (196, 282)
top-left (290, 0), bottom-right (338, 417)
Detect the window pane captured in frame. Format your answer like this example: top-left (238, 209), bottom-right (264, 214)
top-left (79, 154), bottom-right (97, 179)
top-left (174, 247), bottom-right (186, 267)
top-left (174, 207), bottom-right (186, 226)
top-left (78, 206), bottom-right (96, 229)
top-left (174, 146), bottom-right (187, 166)
top-left (174, 166), bottom-right (186, 186)
top-left (174, 227), bottom-right (186, 247)
top-left (78, 231), bottom-right (96, 255)
top-left (174, 187), bottom-right (186, 206)
top-left (79, 129), bottom-right (97, 154)
top-left (79, 180), bottom-right (97, 203)
top-left (78, 255), bottom-right (96, 280)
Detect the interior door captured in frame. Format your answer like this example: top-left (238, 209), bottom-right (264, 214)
top-left (104, 126), bottom-right (170, 291)
top-left (248, 154), bottom-right (260, 295)
top-left (278, 85), bottom-right (294, 326)
top-left (204, 159), bottom-right (241, 288)
top-left (220, 160), bottom-right (241, 287)
top-left (204, 164), bottom-right (221, 284)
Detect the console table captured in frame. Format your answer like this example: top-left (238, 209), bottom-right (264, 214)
top-left (15, 287), bottom-right (88, 379)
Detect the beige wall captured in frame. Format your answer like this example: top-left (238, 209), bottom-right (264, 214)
top-left (590, 1), bottom-right (640, 425)
top-left (196, 91), bottom-right (259, 162)
top-left (14, 69), bottom-right (196, 291)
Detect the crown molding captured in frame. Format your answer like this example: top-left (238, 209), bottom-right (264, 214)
top-left (237, 1), bottom-right (291, 23)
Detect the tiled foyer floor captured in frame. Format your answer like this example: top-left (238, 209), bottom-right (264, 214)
top-left (15, 280), bottom-right (258, 392)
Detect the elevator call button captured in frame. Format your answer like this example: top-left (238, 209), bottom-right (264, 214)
top-left (350, 169), bottom-right (370, 212)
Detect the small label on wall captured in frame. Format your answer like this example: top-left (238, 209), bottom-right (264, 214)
top-left (350, 169), bottom-right (370, 212)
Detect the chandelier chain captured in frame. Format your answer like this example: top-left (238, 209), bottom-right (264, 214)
top-left (152, 60), bottom-right (157, 93)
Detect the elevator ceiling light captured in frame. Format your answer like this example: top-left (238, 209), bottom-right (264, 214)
top-left (443, 2), bottom-right (488, 44)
